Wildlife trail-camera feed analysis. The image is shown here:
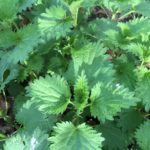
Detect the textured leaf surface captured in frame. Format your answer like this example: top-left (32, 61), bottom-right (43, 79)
top-left (118, 110), bottom-right (144, 132)
top-left (126, 43), bottom-right (145, 60)
top-left (136, 1), bottom-right (150, 17)
top-left (4, 134), bottom-right (25, 150)
top-left (97, 122), bottom-right (129, 150)
top-left (18, 0), bottom-right (37, 12)
top-left (4, 128), bottom-right (49, 150)
top-left (79, 56), bottom-right (114, 88)
top-left (26, 75), bottom-right (71, 114)
top-left (65, 42), bottom-right (110, 85)
top-left (0, 24), bottom-right (40, 64)
top-left (118, 17), bottom-right (150, 41)
top-left (136, 72), bottom-right (150, 111)
top-left (114, 56), bottom-right (137, 90)
top-left (87, 18), bottom-right (118, 41)
top-left (13, 94), bottom-right (28, 114)
top-left (49, 122), bottom-right (104, 150)
top-left (69, 0), bottom-right (83, 26)
top-left (38, 6), bottom-right (72, 40)
top-left (74, 72), bottom-right (89, 112)
top-left (0, 0), bottom-right (18, 21)
top-left (65, 53), bottom-right (114, 88)
top-left (0, 24), bottom-right (40, 89)
top-left (72, 42), bottom-right (107, 69)
top-left (0, 65), bottom-right (18, 90)
top-left (135, 120), bottom-right (150, 150)
top-left (16, 100), bottom-right (57, 131)
top-left (90, 83), bottom-right (139, 121)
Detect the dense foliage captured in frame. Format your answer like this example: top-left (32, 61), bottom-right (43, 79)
top-left (0, 0), bottom-right (150, 149)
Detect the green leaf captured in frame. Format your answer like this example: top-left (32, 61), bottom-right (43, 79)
top-left (65, 42), bottom-right (110, 85)
top-left (0, 65), bottom-right (18, 90)
top-left (78, 57), bottom-right (114, 89)
top-left (16, 100), bottom-right (57, 131)
top-left (7, 82), bottom-right (24, 97)
top-left (87, 18), bottom-right (118, 42)
top-left (27, 54), bottom-right (44, 73)
top-left (97, 122), bottom-right (129, 150)
top-left (72, 42), bottom-right (107, 69)
top-left (18, 0), bottom-right (37, 12)
top-left (74, 72), bottom-right (89, 113)
top-left (65, 42), bottom-right (114, 88)
top-left (38, 6), bottom-right (73, 40)
top-left (136, 1), bottom-right (150, 17)
top-left (49, 122), bottom-right (104, 150)
top-left (4, 134), bottom-right (25, 150)
top-left (135, 120), bottom-right (150, 150)
top-left (136, 72), bottom-right (150, 112)
top-left (4, 128), bottom-right (49, 150)
top-left (26, 75), bottom-right (71, 114)
top-left (126, 43), bottom-right (145, 60)
top-left (90, 83), bottom-right (139, 122)
top-left (0, 0), bottom-right (19, 21)
top-left (0, 24), bottom-right (40, 64)
top-left (13, 93), bottom-right (28, 114)
top-left (118, 110), bottom-right (144, 132)
top-left (69, 0), bottom-right (83, 26)
top-left (126, 43), bottom-right (150, 62)
top-left (81, 0), bottom-right (99, 8)
top-left (114, 55), bottom-right (137, 90)
top-left (118, 17), bottom-right (150, 42)
top-left (0, 24), bottom-right (40, 89)
top-left (17, 53), bottom-right (45, 81)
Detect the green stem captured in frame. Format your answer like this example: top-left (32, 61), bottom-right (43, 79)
top-left (144, 113), bottom-right (150, 118)
top-left (2, 90), bottom-right (8, 115)
top-left (82, 31), bottom-right (98, 40)
top-left (13, 21), bottom-right (19, 30)
top-left (118, 10), bottom-right (136, 21)
top-left (111, 13), bottom-right (116, 20)
top-left (101, 6), bottom-right (111, 18)
top-left (140, 60), bottom-right (144, 67)
top-left (31, 71), bottom-right (38, 79)
top-left (72, 114), bottom-right (80, 126)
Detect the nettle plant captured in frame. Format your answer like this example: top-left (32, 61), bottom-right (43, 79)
top-left (0, 0), bottom-right (150, 150)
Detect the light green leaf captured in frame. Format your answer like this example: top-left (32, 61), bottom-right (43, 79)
top-left (0, 24), bottom-right (40, 89)
top-left (79, 56), bottom-right (114, 88)
top-left (74, 72), bottom-right (89, 113)
top-left (65, 42), bottom-right (110, 85)
top-left (38, 6), bottom-right (73, 40)
top-left (90, 83), bottom-right (139, 122)
top-left (4, 134), bottom-right (25, 150)
top-left (126, 43), bottom-right (145, 60)
top-left (87, 18), bottom-right (118, 41)
top-left (26, 75), bottom-right (71, 114)
top-left (49, 122), bottom-right (104, 150)
top-left (65, 42), bottom-right (114, 88)
top-left (16, 100), bottom-right (57, 131)
top-left (4, 128), bottom-right (49, 150)
top-left (72, 42), bottom-right (107, 69)
top-left (0, 0), bottom-right (19, 21)
top-left (136, 72), bottom-right (150, 112)
top-left (136, 1), bottom-right (150, 17)
top-left (69, 0), bottom-right (83, 26)
top-left (114, 55), bottom-right (137, 90)
top-left (118, 17), bottom-right (150, 42)
top-left (18, 0), bottom-right (37, 12)
top-left (0, 24), bottom-right (40, 64)
top-left (135, 120), bottom-right (150, 150)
